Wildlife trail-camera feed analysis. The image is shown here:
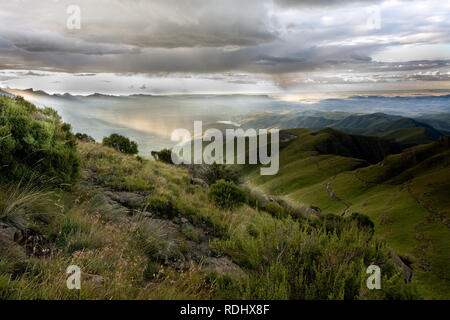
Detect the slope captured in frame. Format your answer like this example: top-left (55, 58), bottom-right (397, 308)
top-left (378, 126), bottom-right (442, 146)
top-left (246, 130), bottom-right (450, 299)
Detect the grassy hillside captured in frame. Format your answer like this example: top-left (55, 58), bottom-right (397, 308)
top-left (416, 113), bottom-right (450, 135)
top-left (0, 96), bottom-right (418, 300)
top-left (378, 127), bottom-right (441, 146)
top-left (246, 129), bottom-right (450, 299)
top-left (246, 128), bottom-right (404, 196)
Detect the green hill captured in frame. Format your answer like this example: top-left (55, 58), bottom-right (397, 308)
top-left (246, 129), bottom-right (450, 299)
top-left (331, 113), bottom-right (443, 137)
top-left (415, 113), bottom-right (450, 135)
top-left (240, 113), bottom-right (338, 130)
top-left (378, 127), bottom-right (442, 146)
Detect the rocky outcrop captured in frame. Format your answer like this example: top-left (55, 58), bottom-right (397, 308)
top-left (203, 257), bottom-right (247, 280)
top-left (390, 250), bottom-right (414, 283)
top-left (190, 178), bottom-right (208, 187)
top-left (104, 191), bottom-right (147, 209)
top-left (84, 273), bottom-right (105, 285)
top-left (101, 189), bottom-right (246, 278)
top-left (0, 222), bottom-right (27, 271)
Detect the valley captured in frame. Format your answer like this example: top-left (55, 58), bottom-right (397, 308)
top-left (245, 129), bottom-right (450, 298)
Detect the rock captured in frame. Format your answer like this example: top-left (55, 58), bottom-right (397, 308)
top-left (268, 195), bottom-right (281, 203)
top-left (190, 178), bottom-right (208, 187)
top-left (0, 222), bottom-right (22, 243)
top-left (203, 257), bottom-right (247, 280)
top-left (84, 273), bottom-right (105, 285)
top-left (143, 211), bottom-right (153, 218)
top-left (32, 112), bottom-right (46, 121)
top-left (390, 250), bottom-right (414, 283)
top-left (180, 217), bottom-right (189, 224)
top-left (0, 222), bottom-right (27, 270)
top-left (105, 191), bottom-right (147, 209)
top-left (279, 132), bottom-right (297, 143)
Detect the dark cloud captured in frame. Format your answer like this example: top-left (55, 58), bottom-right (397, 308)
top-left (5, 30), bottom-right (141, 55)
top-left (0, 0), bottom-right (276, 50)
top-left (0, 0), bottom-right (448, 89)
top-left (274, 0), bottom-right (384, 7)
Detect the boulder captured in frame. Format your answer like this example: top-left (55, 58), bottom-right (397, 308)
top-left (203, 257), bottom-right (247, 280)
top-left (105, 191), bottom-right (147, 209)
top-left (390, 250), bottom-right (414, 283)
top-left (190, 178), bottom-right (208, 187)
top-left (0, 222), bottom-right (22, 243)
top-left (0, 222), bottom-right (27, 271)
top-left (84, 273), bottom-right (105, 285)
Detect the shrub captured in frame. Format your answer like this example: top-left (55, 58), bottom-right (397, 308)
top-left (147, 197), bottom-right (178, 219)
top-left (102, 133), bottom-right (138, 155)
top-left (151, 149), bottom-right (173, 164)
top-left (208, 180), bottom-right (246, 209)
top-left (348, 212), bottom-right (375, 232)
top-left (200, 162), bottom-right (240, 185)
top-left (75, 133), bottom-right (95, 143)
top-left (320, 213), bottom-right (345, 234)
top-left (0, 96), bottom-right (80, 183)
top-left (264, 202), bottom-right (287, 219)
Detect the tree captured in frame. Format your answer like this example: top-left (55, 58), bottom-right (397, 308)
top-left (75, 133), bottom-right (95, 143)
top-left (151, 149), bottom-right (173, 164)
top-left (102, 133), bottom-right (138, 155)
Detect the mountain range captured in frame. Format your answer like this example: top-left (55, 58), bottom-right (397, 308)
top-left (239, 111), bottom-right (450, 146)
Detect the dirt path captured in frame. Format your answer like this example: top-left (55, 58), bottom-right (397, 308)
top-left (309, 155), bottom-right (352, 216)
top-left (325, 177), bottom-right (352, 216)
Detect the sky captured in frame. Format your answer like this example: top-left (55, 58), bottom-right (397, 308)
top-left (0, 0), bottom-right (449, 95)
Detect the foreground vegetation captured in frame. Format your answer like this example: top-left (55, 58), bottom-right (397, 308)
top-left (0, 95), bottom-right (430, 299)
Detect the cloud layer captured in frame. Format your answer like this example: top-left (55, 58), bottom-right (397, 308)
top-left (0, 0), bottom-right (449, 93)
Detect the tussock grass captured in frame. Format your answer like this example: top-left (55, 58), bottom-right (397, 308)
top-left (0, 179), bottom-right (54, 231)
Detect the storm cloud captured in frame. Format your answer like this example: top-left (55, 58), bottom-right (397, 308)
top-left (0, 0), bottom-right (448, 93)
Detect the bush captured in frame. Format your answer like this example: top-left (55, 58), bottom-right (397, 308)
top-left (75, 133), bottom-right (95, 143)
top-left (151, 149), bottom-right (173, 164)
top-left (348, 212), bottom-right (375, 232)
top-left (320, 213), bottom-right (345, 234)
top-left (208, 180), bottom-right (246, 209)
top-left (147, 197), bottom-right (178, 219)
top-left (102, 133), bottom-right (138, 155)
top-left (264, 202), bottom-right (288, 219)
top-left (201, 163), bottom-right (240, 185)
top-left (0, 96), bottom-right (80, 183)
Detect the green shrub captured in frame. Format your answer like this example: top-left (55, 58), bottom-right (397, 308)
top-left (75, 133), bottom-right (95, 143)
top-left (201, 163), bottom-right (240, 185)
top-left (102, 133), bottom-right (138, 155)
top-left (208, 180), bottom-right (246, 209)
top-left (0, 96), bottom-right (79, 183)
top-left (147, 197), bottom-right (178, 219)
top-left (264, 202), bottom-right (287, 219)
top-left (181, 224), bottom-right (202, 243)
top-left (151, 149), bottom-right (173, 164)
top-left (320, 213), bottom-right (345, 234)
top-left (348, 212), bottom-right (375, 232)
